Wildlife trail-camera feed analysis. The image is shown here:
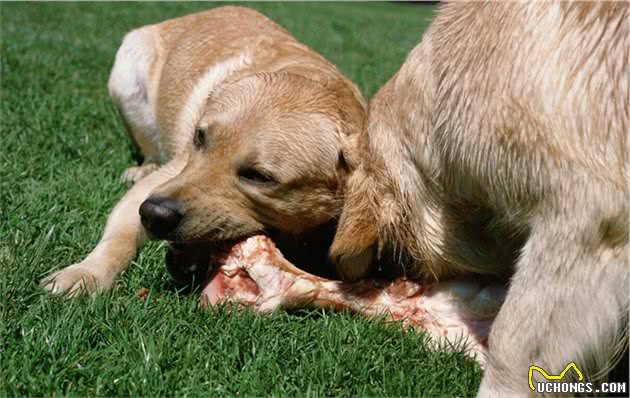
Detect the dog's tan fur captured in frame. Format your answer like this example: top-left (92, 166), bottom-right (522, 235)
top-left (41, 6), bottom-right (365, 295)
top-left (330, 2), bottom-right (628, 396)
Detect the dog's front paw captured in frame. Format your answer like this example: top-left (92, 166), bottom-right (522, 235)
top-left (122, 163), bottom-right (159, 184)
top-left (40, 264), bottom-right (110, 296)
top-left (332, 247), bottom-right (374, 281)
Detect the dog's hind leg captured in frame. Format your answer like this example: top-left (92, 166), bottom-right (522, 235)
top-left (40, 158), bottom-right (186, 296)
top-left (478, 182), bottom-right (628, 397)
top-left (108, 26), bottom-right (164, 185)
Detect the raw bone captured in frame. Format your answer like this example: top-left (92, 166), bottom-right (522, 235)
top-left (200, 235), bottom-right (506, 364)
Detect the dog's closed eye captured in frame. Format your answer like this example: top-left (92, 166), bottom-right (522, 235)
top-left (193, 127), bottom-right (206, 149)
top-left (238, 166), bottom-right (277, 185)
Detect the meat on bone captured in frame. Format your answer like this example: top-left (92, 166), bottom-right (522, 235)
top-left (200, 235), bottom-right (506, 365)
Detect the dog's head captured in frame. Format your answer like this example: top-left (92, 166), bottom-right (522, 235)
top-left (140, 72), bottom-right (365, 265)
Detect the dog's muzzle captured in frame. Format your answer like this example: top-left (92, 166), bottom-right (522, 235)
top-left (139, 196), bottom-right (183, 239)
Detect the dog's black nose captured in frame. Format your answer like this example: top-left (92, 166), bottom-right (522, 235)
top-left (139, 196), bottom-right (183, 239)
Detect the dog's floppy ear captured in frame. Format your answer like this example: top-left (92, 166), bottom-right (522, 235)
top-left (329, 163), bottom-right (379, 281)
top-left (336, 131), bottom-right (362, 182)
top-left (335, 149), bottom-right (350, 184)
top-left (318, 78), bottom-right (376, 280)
top-left (323, 77), bottom-right (366, 178)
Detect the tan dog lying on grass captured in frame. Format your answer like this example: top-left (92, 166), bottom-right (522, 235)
top-left (330, 2), bottom-right (628, 397)
top-left (41, 6), bottom-right (365, 295)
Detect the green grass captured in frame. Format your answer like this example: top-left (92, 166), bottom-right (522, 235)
top-left (0, 2), bottom-right (483, 396)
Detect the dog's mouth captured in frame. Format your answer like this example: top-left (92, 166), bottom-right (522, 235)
top-left (166, 220), bottom-right (340, 289)
top-left (166, 234), bottom-right (508, 363)
top-left (165, 238), bottom-right (236, 289)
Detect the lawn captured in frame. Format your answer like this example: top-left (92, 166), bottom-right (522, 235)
top-left (0, 2), bottom-right (483, 396)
